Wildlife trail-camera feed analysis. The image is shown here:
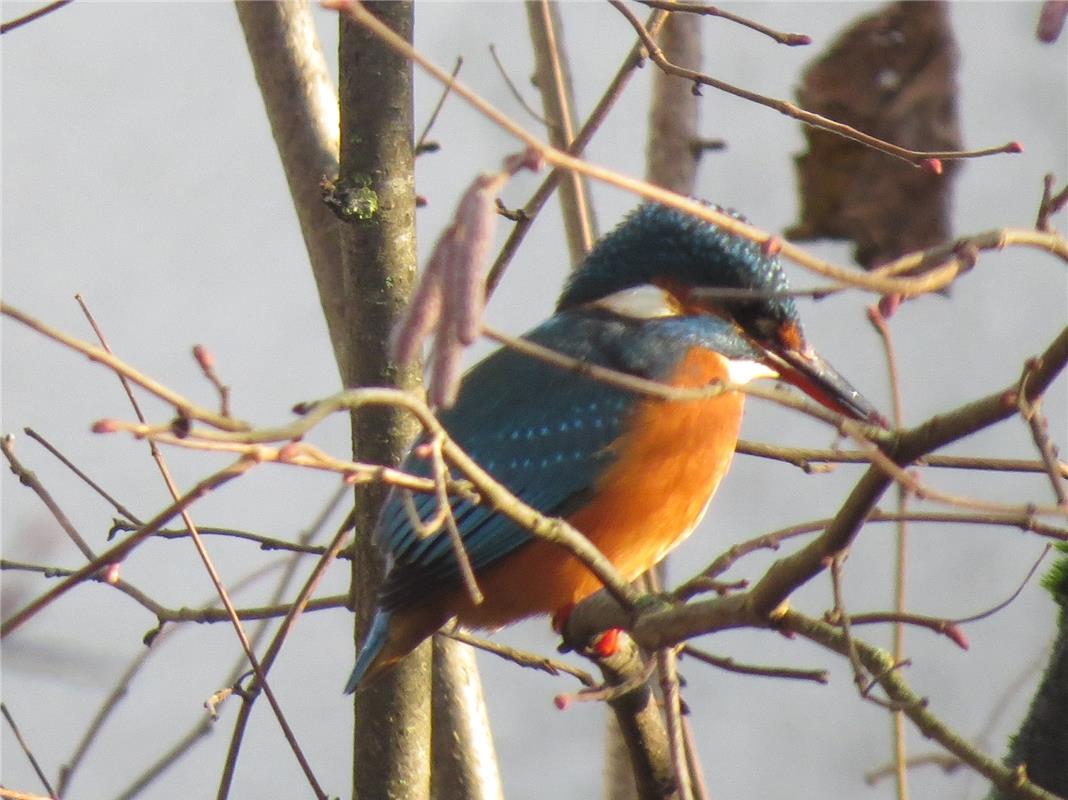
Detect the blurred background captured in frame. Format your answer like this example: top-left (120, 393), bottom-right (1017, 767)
top-left (2, 2), bottom-right (1066, 798)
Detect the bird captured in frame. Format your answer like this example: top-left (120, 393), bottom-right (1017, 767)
top-left (345, 203), bottom-right (881, 693)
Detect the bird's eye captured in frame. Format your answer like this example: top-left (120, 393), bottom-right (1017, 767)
top-left (751, 317), bottom-right (778, 339)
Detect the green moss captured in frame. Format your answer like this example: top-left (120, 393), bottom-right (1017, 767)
top-left (349, 184), bottom-right (378, 221)
top-left (1040, 543), bottom-right (1068, 607)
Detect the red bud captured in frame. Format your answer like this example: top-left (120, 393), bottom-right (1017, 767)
top-left (193, 344), bottom-right (215, 371)
top-left (878, 294), bottom-right (901, 318)
top-left (921, 158), bottom-right (943, 175)
top-left (277, 443), bottom-right (302, 462)
top-left (945, 624), bottom-right (969, 650)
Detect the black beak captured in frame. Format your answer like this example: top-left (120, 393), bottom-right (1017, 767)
top-left (765, 345), bottom-right (885, 427)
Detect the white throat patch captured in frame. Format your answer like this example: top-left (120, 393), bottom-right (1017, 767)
top-left (725, 358), bottom-right (778, 385)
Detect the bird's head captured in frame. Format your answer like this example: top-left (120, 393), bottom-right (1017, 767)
top-left (556, 204), bottom-right (884, 425)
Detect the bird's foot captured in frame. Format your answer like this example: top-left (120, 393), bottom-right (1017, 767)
top-left (590, 627), bottom-right (622, 658)
top-left (552, 604), bottom-right (622, 657)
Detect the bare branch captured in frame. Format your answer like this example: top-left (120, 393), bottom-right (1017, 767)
top-left (680, 645), bottom-right (829, 683)
top-left (1, 702), bottom-right (58, 799)
top-left (635, 0), bottom-right (810, 46)
top-left (526, 0), bottom-right (597, 262)
top-left (784, 610), bottom-right (1063, 800)
top-left (0, 0), bottom-right (71, 34)
top-left (611, 0), bottom-right (1018, 169)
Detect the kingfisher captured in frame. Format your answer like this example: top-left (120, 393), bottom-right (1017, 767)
top-left (345, 203), bottom-right (881, 692)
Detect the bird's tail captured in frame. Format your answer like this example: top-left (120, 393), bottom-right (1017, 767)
top-left (344, 610), bottom-right (392, 694)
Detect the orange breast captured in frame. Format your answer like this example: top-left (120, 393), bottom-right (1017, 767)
top-left (449, 346), bottom-right (745, 630)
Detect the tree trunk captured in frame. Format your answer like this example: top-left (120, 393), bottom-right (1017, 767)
top-left (339, 4), bottom-right (432, 798)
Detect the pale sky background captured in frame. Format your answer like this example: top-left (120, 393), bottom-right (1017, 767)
top-left (2, 2), bottom-right (1066, 799)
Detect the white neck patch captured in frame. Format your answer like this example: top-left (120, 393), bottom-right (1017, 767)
top-left (725, 359), bottom-right (778, 385)
top-left (591, 284), bottom-right (680, 319)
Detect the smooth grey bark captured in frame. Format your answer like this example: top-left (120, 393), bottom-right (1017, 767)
top-left (339, 4), bottom-right (432, 799)
top-left (526, 0), bottom-right (598, 264)
top-left (235, 0), bottom-right (347, 376)
top-left (431, 637), bottom-right (504, 800)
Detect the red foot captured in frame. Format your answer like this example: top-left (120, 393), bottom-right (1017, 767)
top-left (551, 603), bottom-right (576, 634)
top-left (591, 628), bottom-right (622, 658)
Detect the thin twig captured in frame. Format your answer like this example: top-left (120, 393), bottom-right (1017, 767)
top-left (558, 654), bottom-right (658, 706)
top-left (22, 427), bottom-right (142, 522)
top-left (488, 44), bottom-right (549, 127)
top-left (2, 301), bottom-right (249, 432)
top-left (190, 344), bottom-right (232, 419)
top-left (58, 580), bottom-right (252, 794)
top-left (482, 323), bottom-right (886, 437)
top-left (866, 302), bottom-right (910, 800)
top-left (76, 295), bottom-right (327, 798)
top-left (0, 560), bottom-right (349, 624)
top-left (843, 612), bottom-right (967, 650)
top-left (737, 439), bottom-right (1068, 478)
top-left (672, 507), bottom-right (1068, 602)
top-left (526, 0), bottom-right (596, 261)
top-left (680, 645), bottom-right (829, 683)
top-left (485, 8), bottom-right (669, 293)
top-left (1, 702), bottom-right (58, 799)
top-left (430, 434), bottom-right (484, 604)
top-left (829, 554), bottom-right (872, 698)
top-left (103, 490), bottom-right (346, 799)
top-left (680, 715), bottom-right (711, 800)
top-left (865, 752), bottom-right (965, 785)
top-left (658, 648), bottom-right (694, 800)
top-left (1017, 360), bottom-right (1068, 507)
top-left (1, 457), bottom-right (253, 635)
top-left (415, 55), bottom-right (462, 154)
top-left (320, 6), bottom-right (1068, 297)
top-left (7, 297), bottom-right (640, 614)
top-left (785, 610), bottom-right (1062, 800)
top-left (142, 524), bottom-right (346, 558)
top-left (635, 0), bottom-right (811, 46)
top-left (216, 509), bottom-right (354, 799)
top-left (950, 544), bottom-right (1052, 625)
top-left (91, 425), bottom-right (447, 493)
top-left (1036, 173), bottom-right (1068, 233)
top-left (611, 0), bottom-right (1018, 168)
top-left (445, 628), bottom-right (595, 685)
top-left (0, 0), bottom-right (71, 34)
top-left (2, 435), bottom-right (99, 561)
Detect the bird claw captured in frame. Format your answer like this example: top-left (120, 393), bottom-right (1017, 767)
top-left (590, 628), bottom-right (622, 658)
